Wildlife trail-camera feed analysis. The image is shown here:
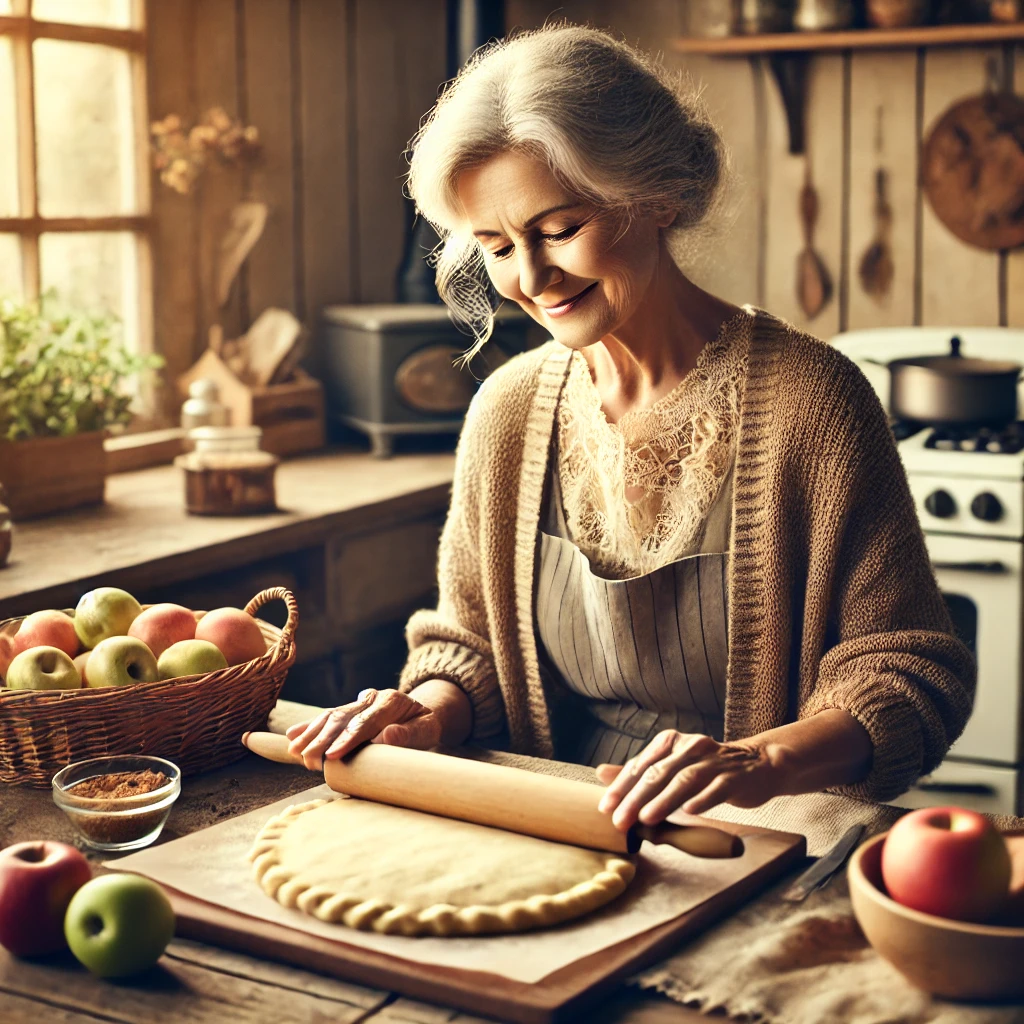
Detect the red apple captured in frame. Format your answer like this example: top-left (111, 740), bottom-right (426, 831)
top-left (0, 840), bottom-right (92, 957)
top-left (12, 610), bottom-right (79, 660)
top-left (194, 607), bottom-right (267, 666)
top-left (0, 632), bottom-right (14, 683)
top-left (881, 806), bottom-right (1012, 922)
top-left (73, 650), bottom-right (91, 685)
top-left (127, 603), bottom-right (197, 660)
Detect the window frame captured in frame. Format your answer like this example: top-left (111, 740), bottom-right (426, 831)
top-left (0, 0), bottom-right (153, 362)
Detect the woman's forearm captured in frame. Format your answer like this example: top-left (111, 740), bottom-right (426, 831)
top-left (750, 709), bottom-right (873, 796)
top-left (408, 679), bottom-right (474, 747)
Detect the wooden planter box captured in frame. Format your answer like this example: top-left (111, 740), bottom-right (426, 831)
top-left (0, 431), bottom-right (106, 521)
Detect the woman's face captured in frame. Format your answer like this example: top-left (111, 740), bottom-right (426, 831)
top-left (456, 151), bottom-right (672, 350)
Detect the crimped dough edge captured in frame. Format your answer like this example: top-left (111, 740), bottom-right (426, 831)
top-left (248, 798), bottom-right (636, 937)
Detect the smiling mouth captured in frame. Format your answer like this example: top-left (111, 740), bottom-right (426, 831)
top-left (541, 282), bottom-right (597, 314)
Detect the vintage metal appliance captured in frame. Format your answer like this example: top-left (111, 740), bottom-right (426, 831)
top-left (832, 325), bottom-right (1024, 815)
top-left (314, 304), bottom-right (533, 457)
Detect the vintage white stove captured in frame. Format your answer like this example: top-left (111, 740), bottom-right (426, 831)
top-left (832, 326), bottom-right (1024, 816)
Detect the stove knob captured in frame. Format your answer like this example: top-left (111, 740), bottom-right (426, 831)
top-left (971, 492), bottom-right (1004, 522)
top-left (924, 490), bottom-right (957, 519)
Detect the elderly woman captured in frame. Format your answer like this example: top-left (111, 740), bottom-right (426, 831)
top-left (288, 24), bottom-right (974, 833)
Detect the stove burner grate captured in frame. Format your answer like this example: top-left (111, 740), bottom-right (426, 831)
top-left (922, 421), bottom-right (1024, 454)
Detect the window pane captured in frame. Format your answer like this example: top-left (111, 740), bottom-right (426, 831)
top-left (0, 235), bottom-right (22, 300)
top-left (0, 38), bottom-right (18, 217)
top-left (34, 39), bottom-right (136, 217)
top-left (39, 232), bottom-right (138, 351)
top-left (32, 0), bottom-right (133, 29)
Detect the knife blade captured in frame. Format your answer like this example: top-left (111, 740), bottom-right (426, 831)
top-left (781, 823), bottom-right (866, 902)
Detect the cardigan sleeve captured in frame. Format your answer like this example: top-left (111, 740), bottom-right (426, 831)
top-left (397, 386), bottom-right (507, 742)
top-left (795, 356), bottom-right (976, 803)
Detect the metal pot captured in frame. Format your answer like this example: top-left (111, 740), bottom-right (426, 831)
top-left (877, 336), bottom-right (1022, 427)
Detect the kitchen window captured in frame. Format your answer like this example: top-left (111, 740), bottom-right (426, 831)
top-left (0, 0), bottom-right (151, 356)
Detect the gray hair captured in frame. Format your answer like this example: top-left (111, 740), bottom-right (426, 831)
top-left (406, 23), bottom-right (728, 355)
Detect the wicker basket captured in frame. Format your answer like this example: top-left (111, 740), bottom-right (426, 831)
top-left (0, 587), bottom-right (298, 788)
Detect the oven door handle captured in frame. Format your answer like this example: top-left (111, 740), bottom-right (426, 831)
top-left (912, 780), bottom-right (997, 796)
top-left (931, 560), bottom-right (1009, 574)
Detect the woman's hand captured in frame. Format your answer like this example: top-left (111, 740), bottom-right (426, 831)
top-left (285, 687), bottom-right (444, 770)
top-left (594, 730), bottom-right (781, 832)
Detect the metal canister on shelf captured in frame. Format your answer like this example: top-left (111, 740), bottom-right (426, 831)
top-left (686, 0), bottom-right (740, 37)
top-left (793, 0), bottom-right (856, 28)
top-left (738, 0), bottom-right (795, 32)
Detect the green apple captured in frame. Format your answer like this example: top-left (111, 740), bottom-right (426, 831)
top-left (64, 874), bottom-right (174, 978)
top-left (157, 639), bottom-right (228, 680)
top-left (85, 636), bottom-right (159, 688)
top-left (74, 588), bottom-right (142, 650)
top-left (5, 646), bottom-right (81, 690)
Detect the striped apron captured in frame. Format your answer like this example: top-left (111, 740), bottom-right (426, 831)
top-left (536, 443), bottom-right (732, 767)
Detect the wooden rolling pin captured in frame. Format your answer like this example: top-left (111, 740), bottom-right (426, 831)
top-left (243, 731), bottom-right (743, 859)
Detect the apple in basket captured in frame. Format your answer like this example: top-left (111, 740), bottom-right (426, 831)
top-left (74, 588), bottom-right (142, 650)
top-left (195, 607), bottom-right (267, 666)
top-left (881, 806), bottom-right (1012, 922)
top-left (84, 636), bottom-right (160, 688)
top-left (5, 647), bottom-right (81, 691)
top-left (127, 603), bottom-right (197, 660)
top-left (11, 610), bottom-right (79, 660)
top-left (0, 632), bottom-right (15, 683)
top-left (0, 841), bottom-right (92, 957)
top-left (157, 639), bottom-right (228, 680)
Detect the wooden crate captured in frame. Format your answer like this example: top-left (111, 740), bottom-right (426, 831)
top-left (0, 431), bottom-right (106, 521)
top-left (179, 351), bottom-right (325, 458)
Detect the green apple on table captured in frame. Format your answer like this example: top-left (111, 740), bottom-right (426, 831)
top-left (5, 646), bottom-right (81, 691)
top-left (84, 636), bottom-right (159, 688)
top-left (74, 588), bottom-right (143, 650)
top-left (157, 639), bottom-right (228, 680)
top-left (64, 874), bottom-right (175, 978)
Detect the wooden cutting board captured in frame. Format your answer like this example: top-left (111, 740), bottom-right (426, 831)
top-left (164, 816), bottom-right (805, 1024)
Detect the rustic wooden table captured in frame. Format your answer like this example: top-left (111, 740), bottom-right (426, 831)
top-left (0, 752), bottom-right (708, 1024)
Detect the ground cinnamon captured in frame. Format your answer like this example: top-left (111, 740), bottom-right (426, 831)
top-left (70, 769), bottom-right (170, 800)
top-left (63, 769), bottom-right (173, 846)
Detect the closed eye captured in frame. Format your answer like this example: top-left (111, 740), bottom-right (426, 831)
top-left (488, 224), bottom-right (581, 261)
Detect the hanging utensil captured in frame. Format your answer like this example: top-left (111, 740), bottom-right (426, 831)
top-left (796, 160), bottom-right (832, 319)
top-left (859, 108), bottom-right (895, 299)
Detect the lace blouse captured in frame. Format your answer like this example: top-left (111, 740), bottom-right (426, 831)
top-left (555, 307), bottom-right (752, 580)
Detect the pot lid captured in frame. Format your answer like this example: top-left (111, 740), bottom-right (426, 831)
top-left (889, 334), bottom-right (1021, 376)
top-left (894, 355), bottom-right (1022, 375)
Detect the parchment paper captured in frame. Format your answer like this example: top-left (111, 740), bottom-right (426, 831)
top-left (111, 784), bottom-right (786, 985)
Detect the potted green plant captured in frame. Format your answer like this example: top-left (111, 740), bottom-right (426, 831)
top-left (0, 292), bottom-right (163, 520)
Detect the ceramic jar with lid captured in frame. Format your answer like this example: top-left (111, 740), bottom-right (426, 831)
top-left (180, 378), bottom-right (230, 433)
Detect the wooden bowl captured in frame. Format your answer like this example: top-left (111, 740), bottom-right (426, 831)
top-left (848, 831), bottom-right (1024, 1000)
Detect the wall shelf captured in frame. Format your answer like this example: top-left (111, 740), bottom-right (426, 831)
top-left (671, 22), bottom-right (1024, 56)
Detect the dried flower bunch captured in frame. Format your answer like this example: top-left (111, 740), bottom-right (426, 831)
top-left (0, 292), bottom-right (164, 441)
top-left (150, 106), bottom-right (262, 196)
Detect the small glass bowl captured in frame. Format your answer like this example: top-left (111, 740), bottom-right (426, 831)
top-left (52, 755), bottom-right (181, 852)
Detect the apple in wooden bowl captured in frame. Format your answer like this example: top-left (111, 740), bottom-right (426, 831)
top-left (848, 829), bottom-right (1024, 1000)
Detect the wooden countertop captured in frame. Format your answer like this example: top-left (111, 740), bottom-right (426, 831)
top-left (0, 701), bottom-right (707, 1024)
top-left (0, 447), bottom-right (455, 619)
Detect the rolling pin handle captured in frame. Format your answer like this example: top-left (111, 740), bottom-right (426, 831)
top-left (243, 730), bottom-right (310, 767)
top-left (633, 823), bottom-right (744, 859)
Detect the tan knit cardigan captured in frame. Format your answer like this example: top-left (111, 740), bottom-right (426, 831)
top-left (398, 308), bottom-right (976, 802)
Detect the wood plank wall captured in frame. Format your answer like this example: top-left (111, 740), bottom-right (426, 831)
top-left (507, 1), bottom-right (1024, 338)
top-left (146, 0), bottom-right (446, 416)
top-left (148, 0), bottom-right (1024, 419)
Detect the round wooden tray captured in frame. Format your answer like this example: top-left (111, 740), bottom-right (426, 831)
top-left (922, 90), bottom-right (1024, 251)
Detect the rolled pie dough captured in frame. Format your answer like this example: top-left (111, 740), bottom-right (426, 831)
top-left (249, 797), bottom-right (635, 937)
